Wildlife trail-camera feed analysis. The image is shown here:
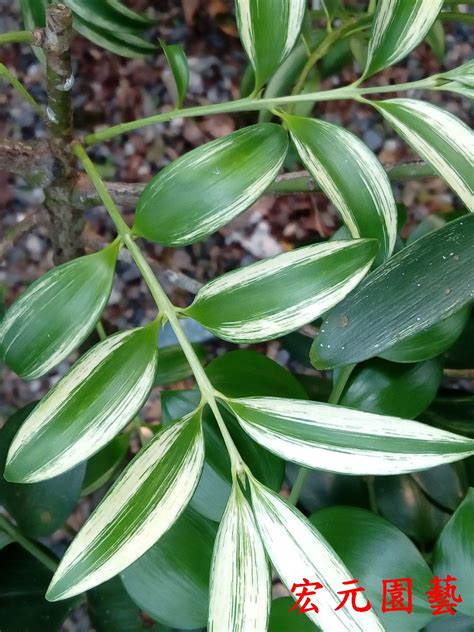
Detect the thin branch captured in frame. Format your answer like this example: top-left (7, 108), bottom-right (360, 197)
top-left (0, 138), bottom-right (53, 187)
top-left (0, 63), bottom-right (45, 118)
top-left (0, 212), bottom-right (38, 260)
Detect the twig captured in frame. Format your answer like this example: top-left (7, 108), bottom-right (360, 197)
top-left (0, 138), bottom-right (54, 187)
top-left (0, 212), bottom-right (38, 260)
top-left (0, 63), bottom-right (44, 118)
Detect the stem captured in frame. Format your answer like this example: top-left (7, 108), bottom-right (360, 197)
top-left (0, 514), bottom-right (58, 572)
top-left (440, 12), bottom-right (474, 25)
top-left (73, 143), bottom-right (245, 473)
top-left (368, 0), bottom-right (377, 14)
top-left (0, 64), bottom-right (44, 117)
top-left (0, 31), bottom-right (34, 45)
top-left (289, 363), bottom-right (356, 506)
top-left (84, 76), bottom-right (435, 145)
top-left (366, 475), bottom-right (378, 514)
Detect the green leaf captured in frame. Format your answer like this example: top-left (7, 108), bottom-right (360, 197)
top-left (433, 488), bottom-right (474, 616)
top-left (87, 577), bottom-right (150, 632)
top-left (235, 0), bottom-right (306, 90)
top-left (0, 545), bottom-right (74, 632)
top-left (64, 0), bottom-right (147, 33)
top-left (444, 308), bottom-right (474, 369)
top-left (339, 357), bottom-right (443, 418)
top-left (5, 324), bottom-right (158, 483)
top-left (0, 404), bottom-right (85, 537)
top-left (425, 612), bottom-right (474, 632)
top-left (269, 598), bottom-right (320, 631)
top-left (380, 306), bottom-right (471, 363)
top-left (310, 506), bottom-right (433, 632)
top-left (20, 0), bottom-right (47, 63)
top-left (206, 350), bottom-right (308, 399)
top-left (374, 99), bottom-right (474, 211)
top-left (185, 239), bottom-right (377, 343)
top-left (412, 461), bottom-right (468, 511)
top-left (81, 434), bottom-right (129, 496)
top-left (121, 507), bottom-right (217, 629)
top-left (133, 124), bottom-right (289, 245)
top-left (313, 214), bottom-right (474, 368)
top-left (285, 115), bottom-right (397, 261)
top-left (209, 484), bottom-right (270, 631)
top-left (0, 243), bottom-right (119, 379)
top-left (154, 343), bottom-right (206, 387)
top-left (249, 479), bottom-right (384, 630)
top-left (426, 20), bottom-right (445, 63)
top-left (104, 0), bottom-right (154, 26)
top-left (160, 39), bottom-right (189, 108)
top-left (227, 395), bottom-right (474, 475)
top-left (422, 395), bottom-right (474, 439)
top-left (73, 15), bottom-right (156, 58)
top-left (364, 0), bottom-right (444, 77)
top-left (46, 411), bottom-right (204, 601)
top-left (375, 474), bottom-right (449, 544)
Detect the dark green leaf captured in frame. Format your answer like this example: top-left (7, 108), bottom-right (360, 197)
top-left (81, 434), bottom-right (129, 496)
top-left (121, 507), bottom-right (217, 629)
top-left (433, 488), bottom-right (474, 616)
top-left (426, 20), bottom-right (445, 63)
top-left (421, 395), bottom-right (474, 438)
top-left (310, 506), bottom-right (433, 632)
top-left (87, 577), bottom-right (150, 631)
top-left (339, 357), bottom-right (443, 418)
top-left (64, 0), bottom-right (147, 33)
top-left (269, 597), bottom-right (319, 631)
top-left (412, 462), bottom-right (468, 512)
top-left (313, 214), bottom-right (474, 369)
top-left (73, 15), bottom-right (156, 58)
top-left (444, 308), bottom-right (474, 368)
top-left (160, 40), bottom-right (189, 108)
top-left (154, 344), bottom-right (206, 387)
top-left (0, 405), bottom-right (85, 537)
top-left (134, 124), bottom-right (289, 246)
top-left (0, 545), bottom-right (74, 632)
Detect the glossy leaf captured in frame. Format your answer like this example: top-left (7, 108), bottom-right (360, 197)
top-left (0, 405), bottom-right (85, 537)
top-left (422, 395), bottom-right (474, 439)
top-left (134, 124), bottom-right (288, 245)
top-left (374, 99), bottom-right (474, 211)
top-left (0, 546), bottom-right (75, 632)
top-left (122, 507), bottom-right (217, 629)
top-left (444, 308), bottom-right (474, 369)
top-left (105, 0), bottom-right (154, 25)
top-left (285, 114), bottom-right (397, 261)
top-left (81, 434), bottom-right (129, 496)
top-left (154, 343), bottom-right (206, 387)
top-left (5, 324), bottom-right (158, 483)
top-left (433, 488), bottom-right (474, 616)
top-left (339, 357), bottom-right (443, 418)
top-left (380, 306), bottom-right (471, 363)
top-left (310, 506), bottom-right (433, 632)
top-left (46, 411), bottom-right (204, 601)
top-left (365, 0), bottom-right (444, 77)
top-left (87, 577), bottom-right (149, 632)
top-left (185, 239), bottom-right (377, 343)
top-left (73, 15), bottom-right (156, 58)
top-left (235, 0), bottom-right (306, 90)
top-left (160, 39), bottom-right (189, 108)
top-left (209, 484), bottom-right (270, 631)
top-left (412, 462), bottom-right (468, 512)
top-left (313, 214), bottom-right (474, 368)
top-left (206, 350), bottom-right (307, 399)
top-left (228, 396), bottom-right (474, 475)
top-left (0, 243), bottom-right (118, 379)
top-left (64, 0), bottom-right (147, 33)
top-left (249, 480), bottom-right (384, 631)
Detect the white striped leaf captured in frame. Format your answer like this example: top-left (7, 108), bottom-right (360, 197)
top-left (373, 99), bottom-right (474, 211)
top-left (365, 0), bottom-right (444, 77)
top-left (435, 60), bottom-right (474, 100)
top-left (184, 239), bottom-right (377, 343)
top-left (0, 243), bottom-right (119, 380)
top-left (250, 480), bottom-right (384, 631)
top-left (4, 325), bottom-right (158, 483)
top-left (46, 411), bottom-right (204, 601)
top-left (285, 114), bottom-right (397, 261)
top-left (133, 124), bottom-right (288, 246)
top-left (209, 483), bottom-right (270, 632)
top-left (236, 0), bottom-right (306, 91)
top-left (228, 396), bottom-right (474, 475)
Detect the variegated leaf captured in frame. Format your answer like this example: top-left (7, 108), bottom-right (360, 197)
top-left (235, 0), bottom-right (306, 90)
top-left (285, 114), bottom-right (397, 261)
top-left (228, 396), bottom-right (474, 475)
top-left (46, 411), bottom-right (204, 601)
top-left (184, 239), bottom-right (377, 343)
top-left (4, 325), bottom-right (158, 483)
top-left (209, 483), bottom-right (270, 632)
top-left (133, 124), bottom-right (288, 246)
top-left (373, 100), bottom-right (473, 211)
top-left (250, 480), bottom-right (385, 631)
top-left (365, 0), bottom-right (444, 77)
top-left (0, 243), bottom-right (119, 379)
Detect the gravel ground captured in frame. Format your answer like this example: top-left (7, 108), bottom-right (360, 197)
top-left (0, 1), bottom-right (472, 629)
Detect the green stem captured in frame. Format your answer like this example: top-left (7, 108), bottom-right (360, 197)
top-left (0, 63), bottom-right (44, 117)
top-left (0, 514), bottom-right (58, 572)
top-left (439, 11), bottom-right (474, 25)
top-left (0, 31), bottom-right (34, 46)
top-left (368, 0), bottom-right (377, 14)
top-left (84, 76), bottom-right (435, 145)
top-left (73, 143), bottom-right (245, 473)
top-left (289, 363), bottom-right (356, 505)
